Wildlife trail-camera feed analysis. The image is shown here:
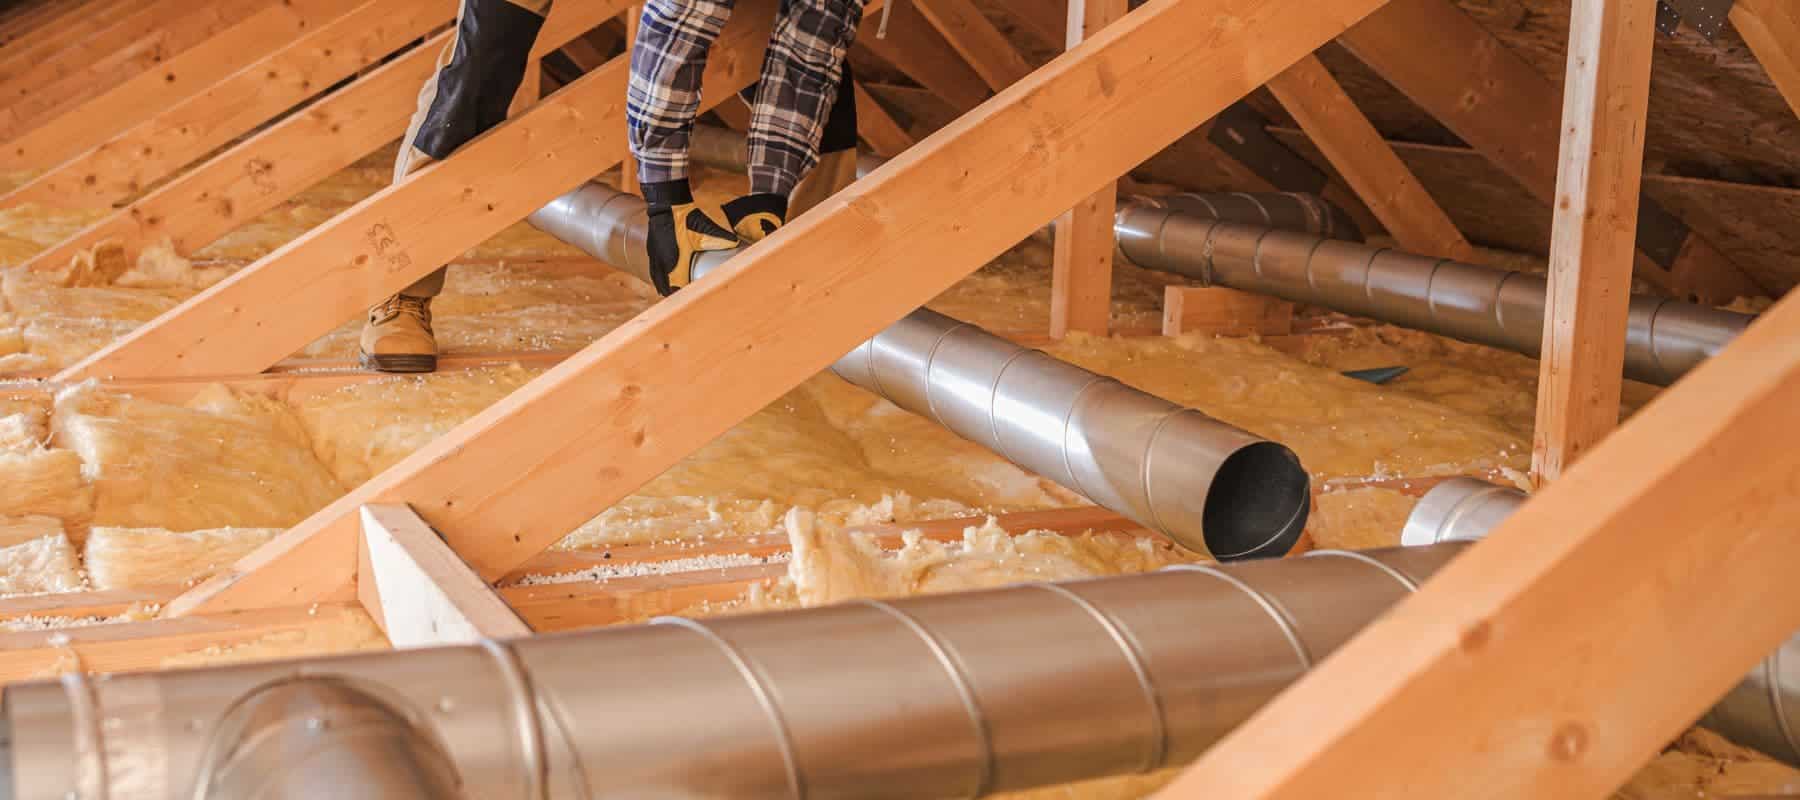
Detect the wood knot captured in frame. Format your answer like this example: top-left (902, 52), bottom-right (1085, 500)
top-left (1458, 620), bottom-right (1490, 654)
top-left (1548, 722), bottom-right (1589, 762)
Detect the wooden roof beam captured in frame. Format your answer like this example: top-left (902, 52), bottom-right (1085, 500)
top-left (1155, 224), bottom-right (1800, 800)
top-left (1732, 0), bottom-right (1800, 121)
top-left (1339, 0), bottom-right (1767, 303)
top-left (55, 0), bottom-right (777, 384)
top-left (153, 0), bottom-right (1397, 616)
top-left (20, 0), bottom-right (624, 274)
top-left (852, 81), bottom-right (917, 157)
top-left (1050, 0), bottom-right (1128, 338)
top-left (1531, 0), bottom-right (1655, 481)
top-left (914, 0), bottom-right (1035, 91)
top-left (0, 0), bottom-right (146, 85)
top-left (0, 0), bottom-right (448, 213)
top-left (1266, 54), bottom-right (1474, 261)
top-left (856, 2), bottom-right (992, 112)
top-left (0, 0), bottom-right (363, 173)
top-left (0, 0), bottom-right (270, 140)
top-left (0, 604), bottom-right (380, 688)
top-left (358, 504), bottom-right (531, 647)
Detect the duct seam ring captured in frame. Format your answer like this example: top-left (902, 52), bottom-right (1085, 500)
top-left (1031, 584), bottom-right (1170, 774)
top-left (1302, 549), bottom-right (1422, 592)
top-left (1358, 248), bottom-right (1388, 305)
top-left (60, 670), bottom-right (111, 800)
top-left (652, 616), bottom-right (807, 800)
top-left (914, 322), bottom-right (965, 429)
top-left (477, 638), bottom-right (548, 800)
top-left (987, 347), bottom-right (1039, 469)
top-left (1137, 409), bottom-right (1185, 538)
top-left (1058, 376), bottom-right (1113, 505)
top-left (1165, 565), bottom-right (1314, 668)
top-left (857, 600), bottom-right (996, 798)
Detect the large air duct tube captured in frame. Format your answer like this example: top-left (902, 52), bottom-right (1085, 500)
top-left (1113, 205), bottom-right (1755, 386)
top-left (2, 545), bottom-right (1465, 800)
top-left (530, 182), bottom-right (1311, 560)
top-left (684, 124), bottom-right (1747, 385)
top-left (8, 540), bottom-right (1794, 798)
top-left (1401, 478), bottom-right (1800, 766)
top-left (190, 678), bottom-right (467, 800)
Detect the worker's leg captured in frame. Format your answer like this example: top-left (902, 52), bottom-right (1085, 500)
top-left (784, 59), bottom-right (860, 219)
top-left (719, 0), bottom-right (864, 240)
top-left (363, 0), bottom-right (552, 373)
top-left (627, 0), bottom-right (742, 295)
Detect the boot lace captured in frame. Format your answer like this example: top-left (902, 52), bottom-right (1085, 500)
top-left (372, 294), bottom-right (433, 331)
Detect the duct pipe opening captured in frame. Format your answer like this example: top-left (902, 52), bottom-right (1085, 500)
top-left (1202, 442), bottom-right (1310, 559)
top-left (190, 677), bottom-right (466, 800)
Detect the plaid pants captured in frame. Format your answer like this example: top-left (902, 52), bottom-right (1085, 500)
top-left (628, 0), bottom-right (865, 195)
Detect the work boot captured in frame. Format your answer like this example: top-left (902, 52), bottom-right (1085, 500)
top-left (722, 192), bottom-right (788, 243)
top-left (359, 293), bottom-right (437, 373)
top-left (644, 180), bottom-right (738, 296)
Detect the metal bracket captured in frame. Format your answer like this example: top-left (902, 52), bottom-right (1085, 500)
top-left (1656, 0), bottom-right (1734, 40)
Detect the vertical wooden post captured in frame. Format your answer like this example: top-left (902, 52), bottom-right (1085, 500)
top-left (1048, 0), bottom-right (1127, 338)
top-left (620, 6), bottom-right (643, 196)
top-left (1531, 0), bottom-right (1658, 482)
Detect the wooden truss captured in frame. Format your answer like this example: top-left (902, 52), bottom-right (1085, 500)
top-left (0, 0), bottom-right (1796, 795)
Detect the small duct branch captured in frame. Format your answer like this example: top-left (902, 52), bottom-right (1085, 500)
top-left (1403, 478), bottom-right (1800, 766)
top-left (529, 182), bottom-right (1311, 561)
top-left (687, 125), bottom-right (1752, 386)
top-left (5, 538), bottom-right (1787, 798)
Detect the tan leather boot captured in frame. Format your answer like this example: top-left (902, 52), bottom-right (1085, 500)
top-left (359, 294), bottom-right (437, 373)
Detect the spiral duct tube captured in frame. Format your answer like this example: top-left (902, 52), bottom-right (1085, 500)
top-left (531, 182), bottom-right (1311, 559)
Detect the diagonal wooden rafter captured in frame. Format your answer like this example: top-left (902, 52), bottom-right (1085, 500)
top-left (57, 0), bottom-right (781, 384)
top-left (0, 0), bottom-right (448, 212)
top-left (857, 2), bottom-right (992, 112)
top-left (1732, 0), bottom-right (1800, 121)
top-left (1266, 54), bottom-right (1474, 261)
top-left (0, 0), bottom-right (364, 174)
top-left (20, 0), bottom-right (620, 274)
top-left (155, 0), bottom-right (1398, 616)
top-left (0, 0), bottom-right (146, 85)
top-left (1339, 0), bottom-right (1766, 304)
top-left (1155, 242), bottom-right (1800, 798)
top-left (0, 0), bottom-right (271, 141)
top-left (851, 81), bottom-right (917, 157)
top-left (914, 0), bottom-right (1035, 92)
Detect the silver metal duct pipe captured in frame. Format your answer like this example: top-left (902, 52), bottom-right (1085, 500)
top-left (1401, 478), bottom-right (1800, 766)
top-left (192, 678), bottom-right (466, 800)
top-left (1112, 206), bottom-right (1755, 386)
top-left (9, 539), bottom-right (1793, 798)
top-left (1398, 477), bottom-right (1529, 546)
top-left (531, 182), bottom-right (1311, 560)
top-left (687, 123), bottom-right (1747, 385)
top-left (2, 544), bottom-right (1467, 800)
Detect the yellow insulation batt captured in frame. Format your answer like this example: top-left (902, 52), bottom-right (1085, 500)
top-left (775, 509), bottom-right (1195, 607)
top-left (83, 526), bottom-right (282, 590)
top-left (1045, 333), bottom-right (1531, 481)
top-left (0, 445), bottom-right (93, 526)
top-left (52, 383), bottom-right (342, 531)
top-left (0, 515), bottom-right (83, 596)
top-left (291, 365), bottom-right (541, 488)
top-left (1307, 486), bottom-right (1421, 550)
